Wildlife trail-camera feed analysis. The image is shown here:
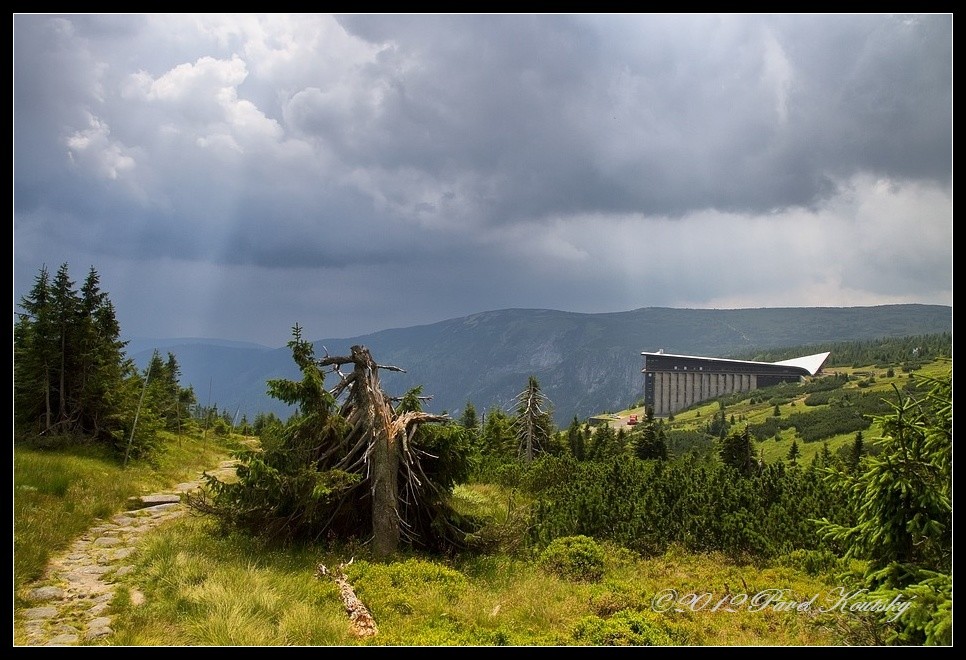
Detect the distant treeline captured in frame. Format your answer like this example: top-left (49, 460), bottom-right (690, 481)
top-left (728, 332), bottom-right (951, 368)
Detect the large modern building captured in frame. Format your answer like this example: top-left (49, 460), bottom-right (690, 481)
top-left (641, 350), bottom-right (831, 417)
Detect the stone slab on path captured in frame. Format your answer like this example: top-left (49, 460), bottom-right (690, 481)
top-left (126, 494), bottom-right (182, 509)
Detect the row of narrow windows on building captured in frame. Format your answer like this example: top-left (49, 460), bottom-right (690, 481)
top-left (645, 371), bottom-right (757, 416)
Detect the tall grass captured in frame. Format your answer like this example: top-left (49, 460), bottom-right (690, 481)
top-left (106, 516), bottom-right (356, 646)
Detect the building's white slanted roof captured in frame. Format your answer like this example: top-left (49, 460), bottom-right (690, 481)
top-left (641, 350), bottom-right (832, 377)
top-left (772, 352), bottom-right (831, 376)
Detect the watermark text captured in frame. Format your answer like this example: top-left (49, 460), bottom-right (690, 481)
top-left (651, 587), bottom-right (914, 622)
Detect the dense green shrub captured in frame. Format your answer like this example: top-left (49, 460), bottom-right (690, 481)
top-left (777, 548), bottom-right (846, 576)
top-left (747, 416), bottom-right (794, 441)
top-left (800, 373), bottom-right (851, 393)
top-left (665, 429), bottom-right (714, 456)
top-left (572, 609), bottom-right (677, 646)
top-left (347, 558), bottom-right (467, 592)
top-left (783, 391), bottom-right (896, 443)
top-left (538, 535), bottom-right (606, 582)
top-left (527, 455), bottom-right (847, 560)
top-left (803, 390), bottom-right (837, 406)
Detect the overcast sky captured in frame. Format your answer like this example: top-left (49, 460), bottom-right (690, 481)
top-left (13, 14), bottom-right (952, 348)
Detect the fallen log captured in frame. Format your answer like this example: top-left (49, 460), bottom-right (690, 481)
top-left (317, 561), bottom-right (378, 638)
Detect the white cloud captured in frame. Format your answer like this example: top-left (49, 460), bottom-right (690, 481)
top-left (125, 55), bottom-right (247, 104)
top-left (65, 112), bottom-right (136, 180)
top-left (123, 54), bottom-right (282, 150)
top-left (196, 133), bottom-right (243, 154)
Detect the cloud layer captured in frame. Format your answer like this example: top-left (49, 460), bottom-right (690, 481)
top-left (14, 14), bottom-right (952, 346)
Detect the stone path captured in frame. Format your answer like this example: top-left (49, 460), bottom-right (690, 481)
top-left (15, 461), bottom-right (238, 647)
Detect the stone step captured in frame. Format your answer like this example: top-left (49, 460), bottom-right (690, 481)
top-left (125, 494), bottom-right (182, 510)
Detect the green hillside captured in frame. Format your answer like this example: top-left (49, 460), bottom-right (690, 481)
top-left (599, 347), bottom-right (951, 468)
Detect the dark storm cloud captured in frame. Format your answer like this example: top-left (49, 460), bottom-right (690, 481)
top-left (332, 13), bottom-right (950, 220)
top-left (14, 17), bottom-right (101, 192)
top-left (13, 14), bottom-right (951, 345)
top-left (770, 14), bottom-right (951, 178)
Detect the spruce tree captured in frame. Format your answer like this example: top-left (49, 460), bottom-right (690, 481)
top-left (816, 375), bottom-right (951, 644)
top-left (719, 426), bottom-right (758, 476)
top-left (459, 401), bottom-right (479, 435)
top-left (513, 375), bottom-right (555, 463)
top-left (15, 263), bottom-right (135, 446)
top-left (14, 265), bottom-right (55, 432)
top-left (567, 416), bottom-right (586, 461)
top-left (482, 408), bottom-right (516, 461)
top-left (633, 408), bottom-right (668, 460)
top-left (75, 266), bottom-right (129, 439)
top-left (49, 263), bottom-right (79, 427)
top-left (589, 423), bottom-right (623, 461)
top-left (138, 350), bottom-right (193, 433)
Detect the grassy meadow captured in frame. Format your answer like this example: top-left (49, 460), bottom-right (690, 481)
top-left (96, 493), bottom-right (857, 646)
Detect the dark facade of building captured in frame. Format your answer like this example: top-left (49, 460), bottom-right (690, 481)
top-left (641, 350), bottom-right (830, 417)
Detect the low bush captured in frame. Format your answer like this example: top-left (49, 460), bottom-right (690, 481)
top-left (572, 609), bottom-right (677, 646)
top-left (539, 535), bottom-right (606, 582)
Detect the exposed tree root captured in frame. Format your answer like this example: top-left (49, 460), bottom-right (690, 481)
top-left (317, 561), bottom-right (378, 638)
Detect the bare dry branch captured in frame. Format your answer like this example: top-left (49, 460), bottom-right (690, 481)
top-left (317, 354), bottom-right (355, 368)
top-left (316, 562), bottom-right (378, 638)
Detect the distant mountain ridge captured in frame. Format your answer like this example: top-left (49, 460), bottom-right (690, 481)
top-left (128, 304), bottom-right (952, 426)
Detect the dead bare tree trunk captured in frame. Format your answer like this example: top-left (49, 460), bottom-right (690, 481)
top-left (343, 345), bottom-right (402, 558)
top-left (320, 345), bottom-right (448, 559)
top-left (43, 364), bottom-right (52, 432)
top-left (371, 420), bottom-right (400, 558)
